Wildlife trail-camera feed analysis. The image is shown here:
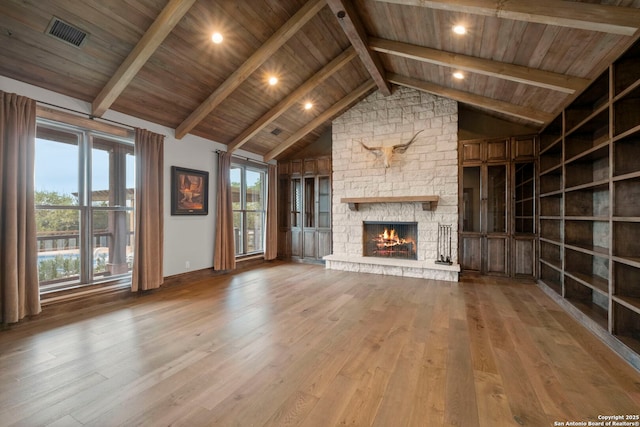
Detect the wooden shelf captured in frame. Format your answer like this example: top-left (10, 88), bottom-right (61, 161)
top-left (540, 257), bottom-right (562, 271)
top-left (564, 216), bottom-right (609, 221)
top-left (613, 171), bottom-right (640, 182)
top-left (564, 243), bottom-right (609, 257)
top-left (341, 195), bottom-right (439, 211)
top-left (539, 115), bottom-right (562, 152)
top-left (535, 40), bottom-right (640, 368)
top-left (565, 270), bottom-right (609, 296)
top-left (616, 77), bottom-right (640, 98)
top-left (565, 140), bottom-right (609, 165)
top-left (540, 189), bottom-right (564, 198)
top-left (564, 178), bottom-right (609, 193)
top-left (566, 298), bottom-right (609, 330)
top-left (613, 217), bottom-right (640, 223)
top-left (539, 236), bottom-right (561, 246)
top-left (540, 154), bottom-right (562, 175)
top-left (565, 71), bottom-right (609, 131)
top-left (614, 85), bottom-right (640, 136)
top-left (612, 123), bottom-right (640, 142)
top-left (613, 295), bottom-right (640, 315)
top-left (613, 255), bottom-right (640, 269)
top-left (565, 104), bottom-right (609, 136)
top-left (534, 38), bottom-right (640, 369)
top-left (539, 276), bottom-right (562, 296)
top-left (613, 301), bottom-right (640, 355)
top-left (615, 334), bottom-right (640, 356)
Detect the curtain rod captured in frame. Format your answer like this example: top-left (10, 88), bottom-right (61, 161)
top-left (37, 100), bottom-right (136, 131)
top-left (215, 149), bottom-right (271, 166)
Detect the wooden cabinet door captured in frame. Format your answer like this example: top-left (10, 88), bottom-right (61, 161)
top-left (487, 138), bottom-right (509, 162)
top-left (303, 230), bottom-right (316, 258)
top-left (459, 137), bottom-right (537, 278)
top-left (461, 235), bottom-right (482, 271)
top-left (486, 236), bottom-right (508, 275)
top-left (484, 164), bottom-right (509, 276)
top-left (317, 230), bottom-right (332, 259)
top-left (460, 162), bottom-right (510, 276)
top-left (281, 158), bottom-right (332, 263)
top-left (303, 159), bottom-right (316, 175)
top-left (461, 141), bottom-right (483, 162)
top-left (512, 136), bottom-right (536, 160)
top-left (291, 229), bottom-right (302, 257)
top-left (513, 237), bottom-right (535, 277)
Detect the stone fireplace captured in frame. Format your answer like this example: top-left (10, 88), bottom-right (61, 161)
top-left (323, 86), bottom-right (460, 281)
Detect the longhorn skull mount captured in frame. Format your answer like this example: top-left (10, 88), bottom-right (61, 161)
top-left (358, 129), bottom-right (424, 168)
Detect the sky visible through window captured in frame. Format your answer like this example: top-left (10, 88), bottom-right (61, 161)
top-left (35, 138), bottom-right (135, 198)
top-left (230, 167), bottom-right (262, 193)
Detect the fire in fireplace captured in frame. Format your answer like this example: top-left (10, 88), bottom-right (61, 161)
top-left (363, 221), bottom-right (418, 260)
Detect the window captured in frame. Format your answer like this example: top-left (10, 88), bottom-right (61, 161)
top-left (230, 162), bottom-right (266, 256)
top-left (35, 119), bottom-right (134, 292)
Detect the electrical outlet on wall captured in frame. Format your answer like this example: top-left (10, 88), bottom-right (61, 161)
top-left (185, 261), bottom-right (190, 269)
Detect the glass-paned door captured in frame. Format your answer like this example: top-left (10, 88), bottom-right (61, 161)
top-left (460, 164), bottom-right (508, 275)
top-left (318, 176), bottom-right (330, 228)
top-left (487, 165), bottom-right (507, 233)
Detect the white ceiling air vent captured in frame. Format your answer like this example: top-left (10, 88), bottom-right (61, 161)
top-left (46, 17), bottom-right (88, 48)
top-left (271, 127), bottom-right (282, 136)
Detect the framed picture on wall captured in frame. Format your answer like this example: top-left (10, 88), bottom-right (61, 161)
top-left (171, 166), bottom-right (209, 215)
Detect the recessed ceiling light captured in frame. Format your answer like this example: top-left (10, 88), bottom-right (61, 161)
top-left (211, 32), bottom-right (223, 44)
top-left (453, 25), bottom-right (466, 35)
top-left (304, 102), bottom-right (313, 110)
top-left (268, 76), bottom-right (278, 86)
top-left (453, 71), bottom-right (464, 79)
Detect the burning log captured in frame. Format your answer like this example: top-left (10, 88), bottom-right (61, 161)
top-left (371, 228), bottom-right (415, 256)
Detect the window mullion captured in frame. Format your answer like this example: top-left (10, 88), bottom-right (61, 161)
top-left (242, 166), bottom-right (248, 255)
top-left (83, 131), bottom-right (93, 284)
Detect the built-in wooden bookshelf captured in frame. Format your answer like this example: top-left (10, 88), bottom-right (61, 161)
top-left (537, 38), bottom-right (640, 370)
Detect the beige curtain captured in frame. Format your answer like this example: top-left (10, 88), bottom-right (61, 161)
top-left (213, 151), bottom-right (235, 271)
top-left (264, 164), bottom-right (278, 260)
top-left (132, 128), bottom-right (164, 292)
top-left (0, 91), bottom-right (40, 324)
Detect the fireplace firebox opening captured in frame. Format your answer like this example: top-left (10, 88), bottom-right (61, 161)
top-left (363, 221), bottom-right (418, 260)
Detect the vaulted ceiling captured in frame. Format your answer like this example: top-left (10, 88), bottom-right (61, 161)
top-left (1, 0), bottom-right (639, 160)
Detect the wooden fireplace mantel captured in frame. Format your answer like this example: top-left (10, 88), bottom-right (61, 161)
top-left (341, 196), bottom-right (439, 211)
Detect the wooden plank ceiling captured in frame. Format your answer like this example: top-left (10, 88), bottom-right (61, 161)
top-left (1, 0), bottom-right (639, 160)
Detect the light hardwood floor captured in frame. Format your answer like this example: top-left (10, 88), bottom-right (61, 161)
top-left (1, 262), bottom-right (639, 426)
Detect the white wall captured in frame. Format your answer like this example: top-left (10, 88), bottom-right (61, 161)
top-left (0, 76), bottom-right (264, 277)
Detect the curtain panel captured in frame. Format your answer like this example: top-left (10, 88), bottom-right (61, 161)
top-left (0, 91), bottom-right (40, 324)
top-left (264, 164), bottom-right (278, 260)
top-left (132, 128), bottom-right (164, 292)
top-left (213, 151), bottom-right (235, 271)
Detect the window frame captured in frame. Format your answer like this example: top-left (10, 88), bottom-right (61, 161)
top-left (230, 160), bottom-right (267, 257)
top-left (35, 118), bottom-right (135, 293)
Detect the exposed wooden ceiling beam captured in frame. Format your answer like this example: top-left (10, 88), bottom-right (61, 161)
top-left (374, 0), bottom-right (640, 36)
top-left (227, 47), bottom-right (358, 153)
top-left (175, 0), bottom-right (325, 139)
top-left (264, 80), bottom-right (376, 161)
top-left (387, 73), bottom-right (554, 124)
top-left (370, 37), bottom-right (589, 94)
top-left (326, 0), bottom-right (392, 96)
top-left (92, 0), bottom-right (196, 117)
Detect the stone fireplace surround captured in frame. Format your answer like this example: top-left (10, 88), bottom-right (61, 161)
top-left (324, 86), bottom-right (460, 282)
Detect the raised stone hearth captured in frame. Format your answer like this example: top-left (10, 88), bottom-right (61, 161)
top-left (324, 254), bottom-right (460, 281)
top-left (326, 87), bottom-right (460, 282)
